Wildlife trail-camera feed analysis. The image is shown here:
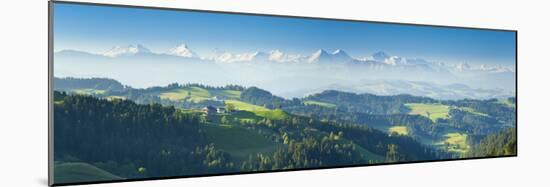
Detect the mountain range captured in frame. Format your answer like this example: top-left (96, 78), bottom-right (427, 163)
top-left (55, 43), bottom-right (515, 74)
top-left (54, 43), bottom-right (515, 100)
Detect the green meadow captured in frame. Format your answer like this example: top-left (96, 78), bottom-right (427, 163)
top-left (225, 100), bottom-right (289, 120)
top-left (72, 89), bottom-right (106, 95)
top-left (303, 100), bottom-right (337, 108)
top-left (436, 132), bottom-right (470, 154)
top-left (457, 107), bottom-right (489, 117)
top-left (159, 87), bottom-right (211, 102)
top-left (405, 103), bottom-right (450, 122)
top-left (203, 124), bottom-right (279, 161)
top-left (388, 126), bottom-right (409, 136)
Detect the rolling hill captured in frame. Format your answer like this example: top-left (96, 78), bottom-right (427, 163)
top-left (203, 124), bottom-right (280, 161)
top-left (54, 162), bottom-right (123, 184)
top-left (52, 77), bottom-right (516, 180)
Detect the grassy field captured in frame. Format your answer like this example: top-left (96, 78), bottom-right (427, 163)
top-left (159, 87), bottom-right (242, 103)
top-left (203, 124), bottom-right (279, 161)
top-left (224, 110), bottom-right (262, 123)
top-left (405, 103), bottom-right (450, 122)
top-left (54, 162), bottom-right (123, 184)
top-left (225, 100), bottom-right (289, 120)
top-left (71, 89), bottom-right (106, 95)
top-left (457, 107), bottom-right (489, 117)
top-left (186, 87), bottom-right (211, 102)
top-left (303, 100), bottom-right (337, 108)
top-left (225, 100), bottom-right (269, 111)
top-left (159, 88), bottom-right (190, 101)
top-left (253, 109), bottom-right (289, 120)
top-left (159, 87), bottom-right (212, 102)
top-left (105, 95), bottom-right (126, 101)
top-left (497, 99), bottom-right (516, 108)
top-left (210, 89), bottom-right (241, 99)
top-left (388, 126), bottom-right (409, 136)
top-left (436, 132), bottom-right (470, 154)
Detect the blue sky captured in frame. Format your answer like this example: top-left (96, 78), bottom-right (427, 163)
top-left (54, 2), bottom-right (516, 65)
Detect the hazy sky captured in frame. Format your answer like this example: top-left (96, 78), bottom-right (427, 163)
top-left (53, 2), bottom-right (516, 66)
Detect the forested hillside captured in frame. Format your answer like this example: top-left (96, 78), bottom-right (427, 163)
top-left (467, 128), bottom-right (516, 157)
top-left (54, 90), bottom-right (441, 181)
top-left (54, 92), bottom-right (234, 178)
top-left (53, 77), bottom-right (516, 184)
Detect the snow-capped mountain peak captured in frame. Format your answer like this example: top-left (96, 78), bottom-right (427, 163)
top-left (372, 51), bottom-right (390, 62)
top-left (307, 49), bottom-right (330, 63)
top-left (308, 49), bottom-right (353, 63)
top-left (250, 51), bottom-right (270, 62)
top-left (269, 50), bottom-right (284, 61)
top-left (332, 49), bottom-right (350, 57)
top-left (103, 44), bottom-right (152, 57)
top-left (384, 56), bottom-right (404, 66)
top-left (332, 49), bottom-right (345, 55)
top-left (267, 50), bottom-right (303, 63)
top-left (331, 49), bottom-right (352, 61)
top-left (313, 49), bottom-right (330, 56)
top-left (214, 51), bottom-right (270, 63)
top-left (453, 63), bottom-right (471, 72)
top-left (168, 43), bottom-right (197, 58)
top-left (478, 64), bottom-right (514, 73)
top-left (214, 52), bottom-right (234, 63)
